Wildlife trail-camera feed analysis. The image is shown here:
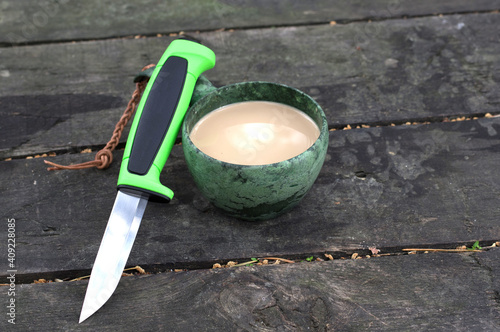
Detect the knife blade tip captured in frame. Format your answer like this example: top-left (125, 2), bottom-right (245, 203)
top-left (79, 309), bottom-right (92, 324)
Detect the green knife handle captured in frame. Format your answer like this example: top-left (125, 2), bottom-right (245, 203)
top-left (117, 38), bottom-right (216, 202)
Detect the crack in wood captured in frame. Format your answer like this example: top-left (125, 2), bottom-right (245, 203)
top-left (329, 112), bottom-right (500, 132)
top-left (4, 240), bottom-right (497, 286)
top-left (3, 112), bottom-right (499, 161)
top-left (470, 253), bottom-right (500, 309)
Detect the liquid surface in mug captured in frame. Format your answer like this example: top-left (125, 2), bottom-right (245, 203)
top-left (189, 101), bottom-right (320, 165)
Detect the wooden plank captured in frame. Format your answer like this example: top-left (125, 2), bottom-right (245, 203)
top-left (3, 0), bottom-right (500, 45)
top-left (2, 118), bottom-right (500, 277)
top-left (1, 96), bottom-right (126, 157)
top-left (2, 13), bottom-right (500, 158)
top-left (5, 250), bottom-right (500, 330)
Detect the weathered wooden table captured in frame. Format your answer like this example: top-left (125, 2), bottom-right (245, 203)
top-left (2, 1), bottom-right (500, 330)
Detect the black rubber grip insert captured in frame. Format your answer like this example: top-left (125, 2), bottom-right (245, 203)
top-left (128, 56), bottom-right (188, 175)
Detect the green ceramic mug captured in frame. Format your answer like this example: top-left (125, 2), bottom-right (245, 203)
top-left (181, 80), bottom-right (329, 221)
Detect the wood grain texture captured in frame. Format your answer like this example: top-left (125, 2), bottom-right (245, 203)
top-left (2, 2), bottom-right (500, 330)
top-left (5, 250), bottom-right (500, 331)
top-left (2, 118), bottom-right (499, 277)
top-left (2, 13), bottom-right (500, 158)
top-left (3, 0), bottom-right (500, 44)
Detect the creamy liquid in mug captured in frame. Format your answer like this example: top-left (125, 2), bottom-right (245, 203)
top-left (189, 101), bottom-right (320, 165)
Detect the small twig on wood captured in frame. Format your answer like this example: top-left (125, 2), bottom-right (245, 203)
top-left (402, 248), bottom-right (482, 253)
top-left (69, 275), bottom-right (90, 282)
top-left (232, 260), bottom-right (258, 267)
top-left (69, 265), bottom-right (146, 281)
top-left (123, 265), bottom-right (147, 274)
top-left (262, 257), bottom-right (295, 264)
top-left (230, 257), bottom-right (295, 267)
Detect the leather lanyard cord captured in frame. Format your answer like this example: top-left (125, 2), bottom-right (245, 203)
top-left (44, 64), bottom-right (155, 171)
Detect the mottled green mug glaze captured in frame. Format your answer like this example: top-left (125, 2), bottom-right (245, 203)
top-left (182, 81), bottom-right (328, 221)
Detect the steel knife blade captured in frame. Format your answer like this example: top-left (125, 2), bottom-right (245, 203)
top-left (79, 191), bottom-right (147, 323)
top-left (79, 37), bottom-right (215, 323)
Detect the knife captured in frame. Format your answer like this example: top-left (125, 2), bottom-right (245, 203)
top-left (79, 37), bottom-right (216, 323)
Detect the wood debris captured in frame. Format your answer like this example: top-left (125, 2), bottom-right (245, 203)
top-left (68, 265), bottom-right (147, 282)
top-left (265, 257), bottom-right (295, 264)
top-left (123, 265), bottom-right (147, 275)
top-left (34, 279), bottom-right (50, 284)
top-left (211, 256), bottom-right (296, 269)
top-left (226, 261), bottom-right (237, 267)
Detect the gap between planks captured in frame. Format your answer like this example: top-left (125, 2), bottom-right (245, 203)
top-left (2, 239), bottom-right (498, 286)
top-left (330, 112), bottom-right (500, 132)
top-left (2, 9), bottom-right (499, 48)
top-left (3, 112), bottom-right (500, 162)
